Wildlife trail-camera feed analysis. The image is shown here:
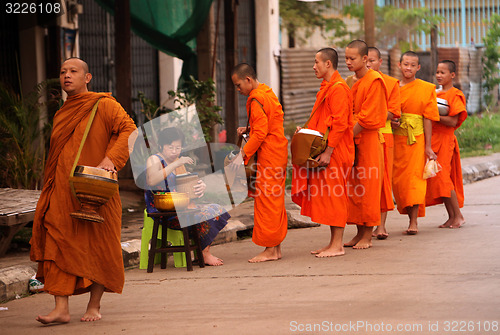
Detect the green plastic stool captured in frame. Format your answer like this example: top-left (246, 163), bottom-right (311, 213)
top-left (140, 210), bottom-right (186, 269)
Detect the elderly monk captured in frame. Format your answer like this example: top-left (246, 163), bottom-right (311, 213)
top-left (292, 48), bottom-right (354, 258)
top-left (344, 40), bottom-right (387, 249)
top-left (426, 60), bottom-right (467, 228)
top-left (231, 63), bottom-right (288, 263)
top-left (393, 51), bottom-right (439, 235)
top-left (366, 46), bottom-right (402, 240)
top-left (30, 58), bottom-right (137, 324)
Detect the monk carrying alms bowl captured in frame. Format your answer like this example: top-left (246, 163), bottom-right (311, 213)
top-left (69, 165), bottom-right (119, 223)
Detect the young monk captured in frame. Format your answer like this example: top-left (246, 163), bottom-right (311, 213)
top-left (343, 40), bottom-right (387, 249)
top-left (292, 47), bottom-right (354, 258)
top-left (30, 58), bottom-right (137, 323)
top-left (231, 63), bottom-right (288, 263)
top-left (425, 60), bottom-right (467, 228)
top-left (393, 51), bottom-right (440, 234)
top-left (366, 47), bottom-right (402, 240)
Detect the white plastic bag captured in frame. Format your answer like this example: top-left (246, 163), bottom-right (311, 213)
top-left (423, 159), bottom-right (442, 179)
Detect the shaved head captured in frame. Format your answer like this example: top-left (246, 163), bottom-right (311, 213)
top-left (347, 40), bottom-right (368, 57)
top-left (63, 57), bottom-right (89, 73)
top-left (439, 60), bottom-right (456, 73)
top-left (317, 47), bottom-right (338, 69)
top-left (400, 51), bottom-right (420, 64)
top-left (232, 63), bottom-right (257, 80)
top-left (368, 47), bottom-right (381, 59)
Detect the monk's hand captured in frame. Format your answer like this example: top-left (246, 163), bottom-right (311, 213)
top-left (316, 147), bottom-right (333, 167)
top-left (237, 127), bottom-right (248, 136)
top-left (229, 151), bottom-right (244, 171)
top-left (425, 146), bottom-right (437, 161)
top-left (193, 180), bottom-right (206, 198)
top-left (97, 156), bottom-right (116, 172)
top-left (295, 126), bottom-right (302, 135)
top-left (391, 118), bottom-right (400, 129)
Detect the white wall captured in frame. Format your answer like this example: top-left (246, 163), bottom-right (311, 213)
top-left (255, 0), bottom-right (280, 97)
top-left (158, 52), bottom-right (183, 109)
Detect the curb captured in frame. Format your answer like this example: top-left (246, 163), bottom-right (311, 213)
top-left (0, 265), bottom-right (36, 302)
top-left (462, 158), bottom-right (500, 184)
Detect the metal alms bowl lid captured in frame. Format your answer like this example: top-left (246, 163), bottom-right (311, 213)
top-left (73, 165), bottom-right (118, 183)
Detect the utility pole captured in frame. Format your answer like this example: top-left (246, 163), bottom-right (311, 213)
top-left (430, 25), bottom-right (438, 84)
top-left (224, 0), bottom-right (238, 144)
top-left (114, 0), bottom-right (132, 115)
top-left (364, 0), bottom-right (375, 46)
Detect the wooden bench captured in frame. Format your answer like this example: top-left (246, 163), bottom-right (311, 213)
top-left (0, 188), bottom-right (41, 257)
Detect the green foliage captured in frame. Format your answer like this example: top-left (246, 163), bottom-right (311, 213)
top-left (340, 4), bottom-right (443, 50)
top-left (482, 14), bottom-right (500, 111)
top-left (137, 91), bottom-right (169, 122)
top-left (0, 80), bottom-right (59, 189)
top-left (279, 0), bottom-right (346, 46)
top-left (456, 111), bottom-right (500, 157)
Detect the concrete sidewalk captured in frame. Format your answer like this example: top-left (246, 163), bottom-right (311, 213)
top-left (1, 154), bottom-right (500, 334)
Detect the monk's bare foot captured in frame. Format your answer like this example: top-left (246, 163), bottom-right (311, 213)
top-left (344, 236), bottom-right (361, 247)
top-left (277, 245), bottom-right (282, 259)
top-left (311, 246), bottom-right (329, 254)
top-left (353, 240), bottom-right (372, 249)
top-left (374, 227), bottom-right (388, 240)
top-left (248, 247), bottom-right (279, 263)
top-left (81, 307), bottom-right (101, 322)
top-left (449, 218), bottom-right (466, 229)
top-left (438, 218), bottom-right (452, 228)
top-left (203, 250), bottom-right (223, 266)
top-left (315, 246), bottom-right (345, 258)
top-left (36, 310), bottom-right (70, 324)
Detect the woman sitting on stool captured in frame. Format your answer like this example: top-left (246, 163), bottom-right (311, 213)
top-left (145, 127), bottom-right (229, 266)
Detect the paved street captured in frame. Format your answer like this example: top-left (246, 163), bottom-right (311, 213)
top-left (1, 176), bottom-right (500, 335)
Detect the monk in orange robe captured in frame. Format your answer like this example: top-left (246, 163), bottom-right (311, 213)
top-left (426, 60), bottom-right (467, 228)
top-left (366, 47), bottom-right (402, 240)
top-left (30, 58), bottom-right (137, 324)
top-left (231, 63), bottom-right (288, 263)
top-left (292, 48), bottom-right (354, 258)
top-left (344, 40), bottom-right (387, 249)
top-left (393, 51), bottom-right (440, 234)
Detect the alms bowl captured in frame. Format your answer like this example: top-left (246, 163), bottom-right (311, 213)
top-left (69, 165), bottom-right (118, 223)
top-left (153, 192), bottom-right (190, 211)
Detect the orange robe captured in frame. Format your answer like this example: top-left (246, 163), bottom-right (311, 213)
top-left (426, 87), bottom-right (467, 207)
top-left (244, 83), bottom-right (288, 247)
top-left (347, 69), bottom-right (387, 226)
top-left (30, 92), bottom-right (137, 296)
top-left (380, 72), bottom-right (401, 213)
top-left (393, 79), bottom-right (440, 217)
top-left (292, 71), bottom-right (354, 227)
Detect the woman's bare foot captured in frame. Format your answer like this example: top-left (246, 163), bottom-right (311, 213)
top-left (248, 246), bottom-right (280, 263)
top-left (203, 249), bottom-right (223, 266)
top-left (81, 307), bottom-right (101, 322)
top-left (36, 310), bottom-right (70, 324)
top-left (315, 246), bottom-right (345, 258)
